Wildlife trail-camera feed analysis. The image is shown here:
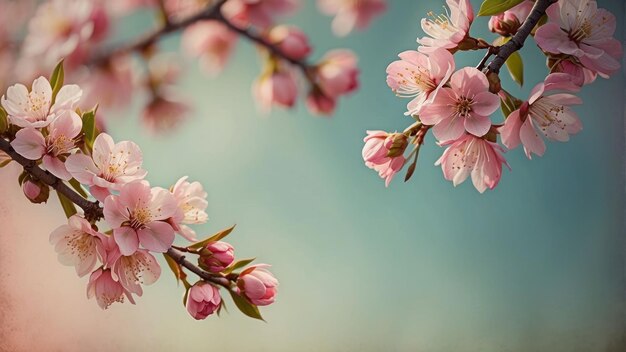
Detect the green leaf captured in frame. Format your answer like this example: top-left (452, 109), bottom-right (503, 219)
top-left (187, 225), bottom-right (236, 250)
top-left (0, 106), bottom-right (8, 133)
top-left (81, 106), bottom-right (98, 151)
top-left (499, 90), bottom-right (522, 120)
top-left (0, 159), bottom-right (11, 168)
top-left (49, 59), bottom-right (65, 103)
top-left (18, 171), bottom-right (28, 186)
top-left (478, 0), bottom-right (524, 16)
top-left (68, 178), bottom-right (88, 198)
top-left (505, 51), bottom-right (524, 86)
top-left (227, 289), bottom-right (264, 321)
top-left (222, 258), bottom-right (255, 275)
top-left (56, 191), bottom-right (77, 218)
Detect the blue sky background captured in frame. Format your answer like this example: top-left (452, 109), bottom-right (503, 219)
top-left (94, 1), bottom-right (626, 350)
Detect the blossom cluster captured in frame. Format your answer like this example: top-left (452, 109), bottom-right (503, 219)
top-left (364, 0), bottom-right (621, 192)
top-left (0, 0), bottom-right (387, 134)
top-left (0, 70), bottom-right (277, 320)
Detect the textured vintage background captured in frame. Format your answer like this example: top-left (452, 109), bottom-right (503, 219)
top-left (1, 1), bottom-right (624, 351)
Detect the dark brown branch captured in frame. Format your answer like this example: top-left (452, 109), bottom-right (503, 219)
top-left (166, 248), bottom-right (231, 288)
top-left (486, 0), bottom-right (557, 73)
top-left (0, 137), bottom-right (103, 220)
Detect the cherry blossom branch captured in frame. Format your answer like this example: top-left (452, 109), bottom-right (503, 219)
top-left (165, 248), bottom-right (232, 288)
top-left (0, 137), bottom-right (103, 221)
top-left (486, 0), bottom-right (557, 73)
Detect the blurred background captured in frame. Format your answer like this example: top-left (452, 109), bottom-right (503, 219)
top-left (1, 1), bottom-right (625, 351)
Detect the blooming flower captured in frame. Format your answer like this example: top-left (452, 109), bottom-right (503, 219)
top-left (534, 0), bottom-right (621, 78)
top-left (11, 110), bottom-right (82, 180)
top-left (186, 282), bottom-right (222, 320)
top-left (418, 0), bottom-right (474, 52)
top-left (236, 264), bottom-right (278, 306)
top-left (199, 241), bottom-right (235, 273)
top-left (222, 0), bottom-right (298, 29)
top-left (386, 48), bottom-right (455, 116)
top-left (103, 181), bottom-right (178, 255)
top-left (267, 25), bottom-right (311, 60)
top-left (315, 49), bottom-right (359, 98)
top-left (66, 133), bottom-right (147, 199)
top-left (1, 76), bottom-right (82, 128)
top-left (420, 67), bottom-right (500, 141)
top-left (81, 55), bottom-right (135, 110)
top-left (182, 21), bottom-right (237, 76)
top-left (49, 215), bottom-right (105, 277)
top-left (362, 130), bottom-right (407, 187)
top-left (317, 0), bottom-right (386, 37)
top-left (87, 268), bottom-right (135, 309)
top-left (253, 66), bottom-right (298, 112)
top-left (435, 134), bottom-right (509, 193)
top-left (169, 176), bottom-right (208, 241)
top-left (549, 59), bottom-right (597, 86)
top-left (500, 74), bottom-right (583, 159)
top-left (488, 0), bottom-right (533, 36)
top-left (112, 249), bottom-right (161, 295)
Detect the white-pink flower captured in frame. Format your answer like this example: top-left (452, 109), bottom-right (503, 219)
top-left (222, 0), bottom-right (298, 29)
top-left (386, 48), bottom-right (455, 116)
top-left (317, 0), bottom-right (386, 37)
top-left (11, 110), bottom-right (82, 180)
top-left (535, 0), bottom-right (621, 78)
top-left (315, 49), bottom-right (359, 98)
top-left (87, 268), bottom-right (135, 309)
top-left (49, 215), bottom-right (105, 277)
top-left (418, 0), bottom-right (474, 52)
top-left (103, 181), bottom-right (178, 255)
top-left (66, 133), bottom-right (147, 198)
top-left (1, 76), bottom-right (82, 128)
top-left (182, 21), bottom-right (237, 76)
top-left (436, 134), bottom-right (509, 193)
top-left (420, 67), bottom-right (499, 141)
top-left (500, 74), bottom-right (583, 159)
top-left (170, 176), bottom-right (209, 241)
top-left (112, 249), bottom-right (161, 295)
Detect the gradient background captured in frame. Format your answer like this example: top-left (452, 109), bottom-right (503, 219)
top-left (1, 1), bottom-right (625, 351)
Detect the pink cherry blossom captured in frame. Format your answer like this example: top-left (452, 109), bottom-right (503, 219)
top-left (500, 74), bottom-right (583, 159)
top-left (103, 181), bottom-right (178, 255)
top-left (200, 241), bottom-right (235, 273)
top-left (1, 76), bottom-right (82, 128)
top-left (436, 134), bottom-right (509, 193)
top-left (236, 264), bottom-right (278, 306)
top-left (362, 130), bottom-right (406, 187)
top-left (112, 249), bottom-right (161, 295)
top-left (169, 176), bottom-right (208, 241)
top-left (186, 282), bottom-right (222, 320)
top-left (11, 110), bottom-right (82, 180)
top-left (418, 0), bottom-right (474, 52)
top-left (87, 268), bottom-right (135, 309)
top-left (315, 49), bottom-right (359, 98)
top-left (142, 95), bottom-right (191, 134)
top-left (222, 0), bottom-right (298, 29)
top-left (49, 215), bottom-right (105, 277)
top-left (317, 0), bottom-right (386, 37)
top-left (66, 133), bottom-right (147, 197)
top-left (81, 55), bottom-right (135, 110)
top-left (306, 90), bottom-right (336, 116)
top-left (182, 21), bottom-right (237, 76)
top-left (420, 67), bottom-right (500, 141)
top-left (267, 25), bottom-right (311, 60)
top-left (386, 48), bottom-right (455, 116)
top-left (253, 66), bottom-right (298, 112)
top-left (550, 59), bottom-right (596, 86)
top-left (535, 0), bottom-right (621, 78)
top-left (488, 0), bottom-right (533, 36)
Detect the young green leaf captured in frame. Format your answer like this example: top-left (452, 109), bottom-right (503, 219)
top-left (68, 178), bottom-right (88, 198)
top-left (56, 191), bottom-right (77, 218)
top-left (81, 106), bottom-right (98, 151)
top-left (50, 59), bottom-right (65, 103)
top-left (0, 106), bottom-right (8, 133)
top-left (505, 51), bottom-right (524, 86)
top-left (222, 258), bottom-right (256, 275)
top-left (478, 0), bottom-right (524, 16)
top-left (187, 225), bottom-right (236, 250)
top-left (228, 289), bottom-right (264, 321)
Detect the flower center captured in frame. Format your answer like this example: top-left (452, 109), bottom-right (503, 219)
top-left (129, 207), bottom-right (152, 229)
top-left (455, 96), bottom-right (473, 117)
top-left (569, 18), bottom-right (592, 42)
top-left (47, 134), bottom-right (72, 156)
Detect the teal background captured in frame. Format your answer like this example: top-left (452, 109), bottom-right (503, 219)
top-left (103, 1), bottom-right (625, 351)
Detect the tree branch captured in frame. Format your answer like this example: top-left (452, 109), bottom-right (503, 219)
top-left (0, 137), bottom-right (228, 287)
top-left (486, 0), bottom-right (557, 73)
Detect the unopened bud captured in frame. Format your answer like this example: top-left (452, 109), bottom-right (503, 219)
top-left (198, 241), bottom-right (235, 273)
top-left (387, 133), bottom-right (409, 158)
top-left (22, 177), bottom-right (49, 204)
top-left (486, 71), bottom-right (501, 93)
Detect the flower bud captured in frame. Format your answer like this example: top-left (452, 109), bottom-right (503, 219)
top-left (199, 241), bottom-right (235, 273)
top-left (315, 50), bottom-right (359, 98)
top-left (185, 282), bottom-right (222, 320)
top-left (489, 14), bottom-right (521, 37)
top-left (306, 90), bottom-right (336, 116)
top-left (22, 177), bottom-right (49, 204)
top-left (253, 66), bottom-right (298, 111)
top-left (268, 25), bottom-right (311, 60)
top-left (486, 71), bottom-right (501, 94)
top-left (236, 264), bottom-right (278, 306)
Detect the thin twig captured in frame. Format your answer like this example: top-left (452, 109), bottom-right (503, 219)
top-left (166, 248), bottom-right (231, 288)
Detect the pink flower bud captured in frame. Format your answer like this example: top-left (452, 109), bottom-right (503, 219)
top-left (268, 25), bottom-right (312, 60)
top-left (199, 241), bottom-right (235, 273)
top-left (306, 90), bottom-right (336, 116)
top-left (362, 131), bottom-right (407, 187)
top-left (22, 178), bottom-right (49, 204)
top-left (236, 264), bottom-right (278, 306)
top-left (488, 13), bottom-right (521, 37)
top-left (253, 67), bottom-right (298, 112)
top-left (186, 282), bottom-right (222, 320)
top-left (315, 50), bottom-right (359, 98)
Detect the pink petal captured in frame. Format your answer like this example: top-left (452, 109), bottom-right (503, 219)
top-left (11, 128), bottom-right (46, 160)
top-left (519, 118), bottom-right (545, 159)
top-left (114, 226), bottom-right (140, 256)
top-left (43, 155), bottom-right (71, 180)
top-left (137, 221), bottom-right (175, 253)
